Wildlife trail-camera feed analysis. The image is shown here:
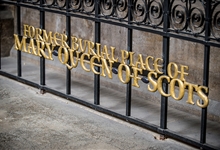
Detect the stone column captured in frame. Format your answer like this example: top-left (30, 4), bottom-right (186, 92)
top-left (0, 4), bottom-right (14, 57)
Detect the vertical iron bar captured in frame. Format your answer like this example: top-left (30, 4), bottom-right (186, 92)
top-left (160, 0), bottom-right (170, 131)
top-left (66, 0), bottom-right (71, 94)
top-left (200, 0), bottom-right (211, 144)
top-left (0, 23), bottom-right (1, 69)
top-left (94, 0), bottom-right (100, 105)
top-left (17, 0), bottom-right (21, 77)
top-left (126, 0), bottom-right (132, 116)
top-left (40, 0), bottom-right (45, 85)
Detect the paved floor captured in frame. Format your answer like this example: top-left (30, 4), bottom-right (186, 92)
top-left (0, 75), bottom-right (196, 150)
top-left (0, 54), bottom-right (220, 149)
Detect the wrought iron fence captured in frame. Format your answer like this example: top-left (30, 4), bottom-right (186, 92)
top-left (0, 0), bottom-right (220, 149)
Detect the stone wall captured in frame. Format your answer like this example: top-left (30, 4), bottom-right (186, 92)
top-left (9, 7), bottom-right (220, 121)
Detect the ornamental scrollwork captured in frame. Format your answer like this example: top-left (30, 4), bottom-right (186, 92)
top-left (41, 0), bottom-right (95, 13)
top-left (82, 0), bottom-right (95, 13)
top-left (68, 0), bottom-right (95, 13)
top-left (17, 0), bottom-right (220, 43)
top-left (69, 0), bottom-right (81, 10)
top-left (148, 0), bottom-right (163, 26)
top-left (100, 0), bottom-right (115, 17)
top-left (188, 5), bottom-right (205, 34)
top-left (132, 0), bottom-right (163, 26)
top-left (170, 0), bottom-right (205, 34)
top-left (170, 2), bottom-right (187, 31)
top-left (100, 0), bottom-right (128, 20)
top-left (132, 0), bottom-right (147, 23)
top-left (211, 1), bottom-right (220, 40)
top-left (116, 0), bottom-right (128, 19)
top-left (44, 0), bottom-right (66, 8)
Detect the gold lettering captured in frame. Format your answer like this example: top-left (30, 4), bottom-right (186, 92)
top-left (45, 42), bottom-right (55, 60)
top-left (28, 25), bottom-right (35, 38)
top-left (158, 75), bottom-right (171, 97)
top-left (131, 67), bottom-right (142, 87)
top-left (14, 34), bottom-right (27, 52)
top-left (129, 52), bottom-right (135, 67)
top-left (35, 28), bottom-right (42, 41)
top-left (23, 24), bottom-right (29, 37)
top-left (167, 62), bottom-right (179, 79)
top-left (14, 25), bottom-right (211, 108)
top-left (66, 48), bottom-right (80, 69)
top-left (184, 82), bottom-right (198, 105)
top-left (61, 34), bottom-right (69, 48)
top-left (79, 38), bottom-right (87, 53)
top-left (135, 54), bottom-right (145, 70)
top-left (147, 71), bottom-right (158, 92)
top-left (53, 32), bottom-right (62, 46)
top-left (118, 64), bottom-right (130, 84)
top-left (90, 55), bottom-right (101, 75)
top-left (80, 53), bottom-right (90, 72)
top-left (36, 40), bottom-right (54, 60)
top-left (110, 47), bottom-right (118, 62)
top-left (101, 58), bottom-right (113, 78)
top-left (145, 56), bottom-right (155, 72)
top-left (27, 38), bottom-right (37, 55)
top-left (88, 41), bottom-right (96, 55)
top-left (43, 30), bottom-right (54, 45)
top-left (58, 46), bottom-right (69, 64)
top-left (71, 36), bottom-right (79, 51)
top-left (197, 86), bottom-right (209, 108)
top-left (170, 79), bottom-right (184, 100)
top-left (179, 65), bottom-right (189, 81)
top-left (154, 58), bottom-right (163, 74)
top-left (36, 40), bottom-right (45, 57)
top-left (120, 50), bottom-right (129, 64)
top-left (101, 45), bottom-right (110, 60)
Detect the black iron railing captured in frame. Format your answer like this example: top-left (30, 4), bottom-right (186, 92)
top-left (0, 0), bottom-right (220, 149)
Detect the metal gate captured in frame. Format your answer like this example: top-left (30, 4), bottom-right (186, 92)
top-left (0, 0), bottom-right (220, 149)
